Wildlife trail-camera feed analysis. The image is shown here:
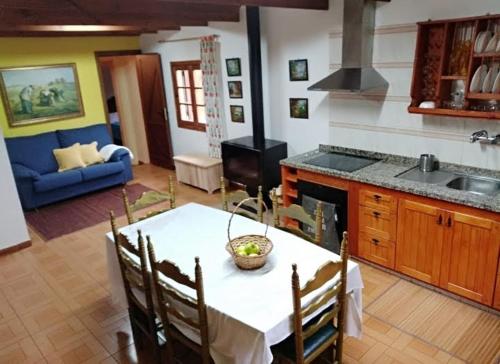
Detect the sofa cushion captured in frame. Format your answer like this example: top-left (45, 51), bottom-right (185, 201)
top-left (34, 170), bottom-right (83, 192)
top-left (53, 143), bottom-right (86, 172)
top-left (5, 131), bottom-right (60, 174)
top-left (80, 161), bottom-right (124, 181)
top-left (80, 142), bottom-right (104, 166)
top-left (57, 124), bottom-right (112, 149)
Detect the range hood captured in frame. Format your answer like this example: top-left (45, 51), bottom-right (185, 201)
top-left (308, 0), bottom-right (389, 92)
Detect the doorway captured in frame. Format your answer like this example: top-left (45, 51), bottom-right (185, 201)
top-left (96, 52), bottom-right (174, 169)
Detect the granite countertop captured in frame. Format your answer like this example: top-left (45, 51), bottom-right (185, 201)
top-left (280, 145), bottom-right (500, 213)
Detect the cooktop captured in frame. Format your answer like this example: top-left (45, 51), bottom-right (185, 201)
top-left (304, 152), bottom-right (381, 172)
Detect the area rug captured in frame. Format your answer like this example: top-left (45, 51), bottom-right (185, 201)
top-left (25, 184), bottom-right (159, 241)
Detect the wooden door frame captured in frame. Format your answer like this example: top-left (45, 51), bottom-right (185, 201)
top-left (94, 49), bottom-right (141, 132)
top-left (135, 53), bottom-right (175, 169)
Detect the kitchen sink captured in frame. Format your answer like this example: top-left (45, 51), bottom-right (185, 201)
top-left (446, 175), bottom-right (500, 196)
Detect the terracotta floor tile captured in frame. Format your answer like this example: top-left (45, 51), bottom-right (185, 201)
top-left (19, 299), bottom-right (73, 335)
top-left (1, 165), bottom-right (498, 364)
top-left (0, 317), bottom-right (30, 350)
top-left (0, 337), bottom-right (46, 364)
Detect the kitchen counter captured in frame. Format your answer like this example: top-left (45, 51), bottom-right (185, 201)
top-left (281, 145), bottom-right (500, 213)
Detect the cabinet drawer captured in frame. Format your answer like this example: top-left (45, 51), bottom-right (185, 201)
top-left (359, 205), bottom-right (397, 241)
top-left (359, 188), bottom-right (397, 212)
top-left (358, 232), bottom-right (395, 269)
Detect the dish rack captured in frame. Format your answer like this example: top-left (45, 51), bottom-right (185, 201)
top-left (409, 13), bottom-right (500, 119)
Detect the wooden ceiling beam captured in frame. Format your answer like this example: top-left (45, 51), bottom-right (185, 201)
top-left (153, 0), bottom-right (329, 10)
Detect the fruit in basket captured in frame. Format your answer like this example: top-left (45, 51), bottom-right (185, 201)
top-left (244, 242), bottom-right (260, 255)
top-left (235, 242), bottom-right (261, 256)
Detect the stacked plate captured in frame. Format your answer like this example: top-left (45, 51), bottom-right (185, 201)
top-left (470, 63), bottom-right (500, 93)
top-left (474, 30), bottom-right (500, 54)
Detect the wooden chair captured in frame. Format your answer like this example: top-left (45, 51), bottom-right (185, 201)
top-left (272, 188), bottom-right (323, 245)
top-left (273, 232), bottom-right (349, 364)
top-left (109, 211), bottom-right (164, 363)
top-left (220, 176), bottom-right (264, 222)
top-left (147, 239), bottom-right (211, 364)
top-left (123, 175), bottom-right (176, 225)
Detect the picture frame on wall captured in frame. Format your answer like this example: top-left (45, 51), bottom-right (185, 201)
top-left (230, 105), bottom-right (244, 123)
top-left (225, 58), bottom-right (241, 77)
top-left (289, 59), bottom-right (308, 81)
top-left (0, 63), bottom-right (84, 127)
top-left (228, 81), bottom-right (243, 98)
top-left (289, 98), bottom-right (308, 119)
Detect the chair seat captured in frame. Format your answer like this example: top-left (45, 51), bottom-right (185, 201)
top-left (273, 308), bottom-right (338, 360)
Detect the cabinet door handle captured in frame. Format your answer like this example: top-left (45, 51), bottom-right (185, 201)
top-left (437, 214), bottom-right (443, 225)
top-left (372, 238), bottom-right (379, 245)
top-left (373, 194), bottom-right (382, 201)
top-left (447, 216), bottom-right (452, 228)
top-left (372, 211), bottom-right (381, 218)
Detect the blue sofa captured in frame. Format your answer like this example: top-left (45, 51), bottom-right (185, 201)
top-left (5, 124), bottom-right (133, 210)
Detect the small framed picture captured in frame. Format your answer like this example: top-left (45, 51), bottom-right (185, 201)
top-left (289, 59), bottom-right (308, 81)
top-left (230, 105), bottom-right (244, 123)
top-left (289, 98), bottom-right (308, 119)
top-left (226, 58), bottom-right (241, 77)
top-left (228, 81), bottom-right (243, 98)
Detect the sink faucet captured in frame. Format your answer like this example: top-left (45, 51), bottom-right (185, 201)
top-left (469, 130), bottom-right (500, 144)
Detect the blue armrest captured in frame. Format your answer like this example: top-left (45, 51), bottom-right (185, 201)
top-left (11, 163), bottom-right (41, 180)
top-left (109, 149), bottom-right (130, 162)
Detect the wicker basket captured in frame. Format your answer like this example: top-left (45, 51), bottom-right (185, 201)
top-left (225, 197), bottom-right (273, 270)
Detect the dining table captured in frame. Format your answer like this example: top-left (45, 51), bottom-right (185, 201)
top-left (105, 202), bottom-right (364, 364)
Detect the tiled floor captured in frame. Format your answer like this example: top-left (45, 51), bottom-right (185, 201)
top-left (1, 164), bottom-right (499, 364)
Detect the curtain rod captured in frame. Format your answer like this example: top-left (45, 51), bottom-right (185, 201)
top-left (158, 34), bottom-right (220, 44)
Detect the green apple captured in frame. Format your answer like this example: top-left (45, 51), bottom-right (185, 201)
top-left (244, 242), bottom-right (260, 255)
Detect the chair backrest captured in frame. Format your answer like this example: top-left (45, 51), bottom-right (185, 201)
top-left (220, 176), bottom-right (263, 222)
top-left (272, 188), bottom-right (323, 245)
top-left (147, 240), bottom-right (210, 364)
top-left (291, 232), bottom-right (349, 364)
top-left (123, 176), bottom-right (176, 224)
top-left (109, 211), bottom-right (155, 315)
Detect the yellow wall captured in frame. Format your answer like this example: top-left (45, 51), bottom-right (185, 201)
top-left (0, 37), bottom-right (139, 137)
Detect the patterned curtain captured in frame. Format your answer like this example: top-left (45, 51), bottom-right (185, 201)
top-left (200, 35), bottom-right (226, 158)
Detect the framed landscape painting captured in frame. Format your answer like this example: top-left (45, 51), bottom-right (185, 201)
top-left (0, 63), bottom-right (84, 127)
top-left (289, 98), bottom-right (308, 119)
top-left (230, 105), bottom-right (244, 123)
top-left (289, 59), bottom-right (308, 81)
top-left (226, 58), bottom-right (241, 77)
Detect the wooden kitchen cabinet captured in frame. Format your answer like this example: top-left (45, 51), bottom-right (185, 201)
top-left (494, 262), bottom-right (500, 310)
top-left (359, 232), bottom-right (395, 269)
top-left (396, 199), bottom-right (446, 285)
top-left (439, 213), bottom-right (500, 305)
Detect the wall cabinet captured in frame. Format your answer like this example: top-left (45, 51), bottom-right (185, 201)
top-left (396, 199), bottom-right (445, 285)
top-left (439, 212), bottom-right (500, 305)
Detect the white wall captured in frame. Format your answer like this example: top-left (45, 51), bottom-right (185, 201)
top-left (0, 127), bottom-right (30, 250)
top-left (141, 7), bottom-right (256, 156)
top-left (141, 1), bottom-right (499, 169)
top-left (262, 0), bottom-right (500, 169)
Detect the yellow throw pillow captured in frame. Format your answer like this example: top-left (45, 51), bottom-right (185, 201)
top-left (80, 141), bottom-right (104, 166)
top-left (53, 143), bottom-right (86, 172)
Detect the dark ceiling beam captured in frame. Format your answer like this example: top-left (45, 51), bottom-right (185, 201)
top-left (155, 0), bottom-right (329, 10)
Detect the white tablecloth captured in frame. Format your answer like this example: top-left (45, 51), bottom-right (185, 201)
top-left (105, 203), bottom-right (363, 364)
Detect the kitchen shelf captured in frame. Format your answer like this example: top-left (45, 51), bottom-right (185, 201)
top-left (285, 175), bottom-right (298, 183)
top-left (409, 13), bottom-right (500, 120)
top-left (408, 106), bottom-right (500, 119)
top-left (286, 189), bottom-right (298, 199)
top-left (467, 93), bottom-right (500, 101)
top-left (473, 52), bottom-right (500, 58)
top-left (441, 75), bottom-right (467, 80)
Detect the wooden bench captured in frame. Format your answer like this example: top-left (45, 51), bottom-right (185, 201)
top-left (173, 154), bottom-right (223, 194)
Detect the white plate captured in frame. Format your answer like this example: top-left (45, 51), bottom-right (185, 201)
top-left (484, 33), bottom-right (499, 53)
top-left (497, 36), bottom-right (500, 52)
top-left (482, 64), bottom-right (498, 93)
top-left (470, 65), bottom-right (488, 92)
top-left (474, 31), bottom-right (493, 53)
top-left (474, 31), bottom-right (486, 53)
top-left (492, 70), bottom-right (500, 94)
